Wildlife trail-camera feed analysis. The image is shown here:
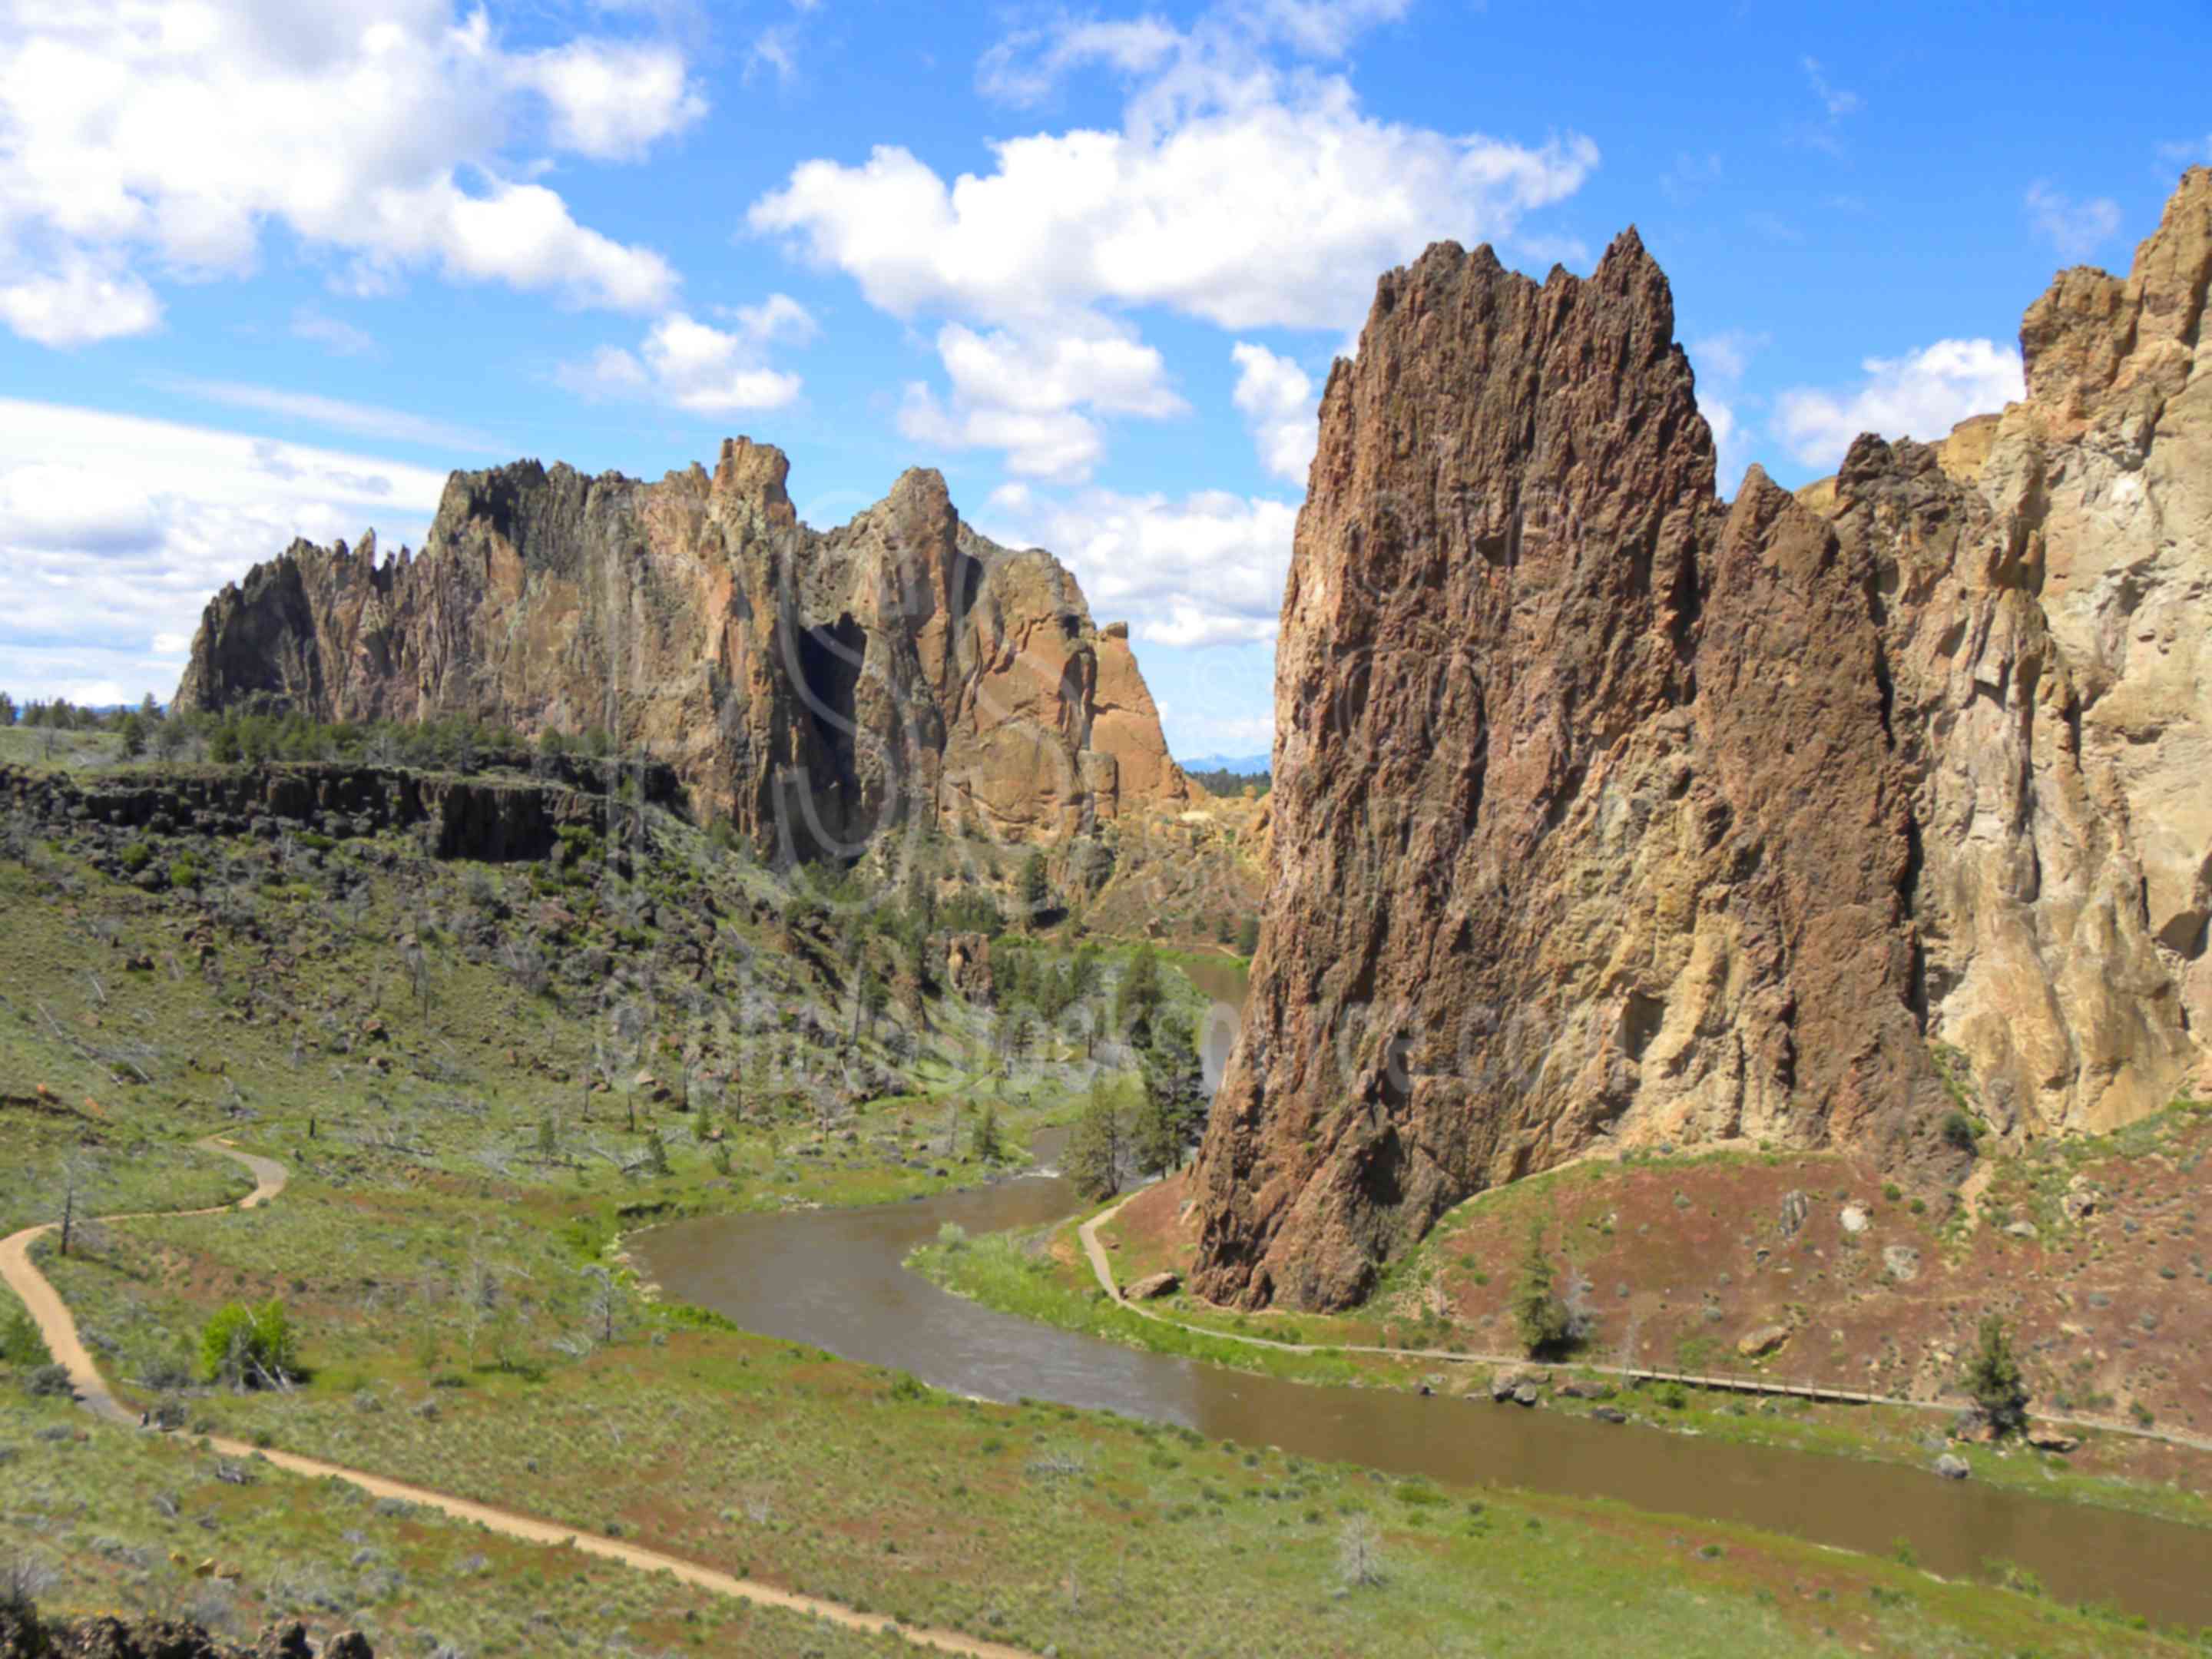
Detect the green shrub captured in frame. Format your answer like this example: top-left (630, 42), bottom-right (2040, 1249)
top-left (22, 1363), bottom-right (72, 1398)
top-left (1, 1310), bottom-right (50, 1368)
top-left (200, 1299), bottom-right (298, 1388)
top-left (1939, 1110), bottom-right (1977, 1153)
top-left (119, 840), bottom-right (152, 873)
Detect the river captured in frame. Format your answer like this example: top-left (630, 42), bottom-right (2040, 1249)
top-left (635, 958), bottom-right (2209, 1629)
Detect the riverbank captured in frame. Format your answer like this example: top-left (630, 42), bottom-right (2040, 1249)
top-left (904, 1141), bottom-right (2212, 1539)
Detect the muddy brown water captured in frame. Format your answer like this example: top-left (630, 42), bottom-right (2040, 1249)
top-left (638, 955), bottom-right (2210, 1628)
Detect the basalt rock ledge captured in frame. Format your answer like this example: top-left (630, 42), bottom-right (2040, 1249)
top-left (1192, 168), bottom-right (2212, 1311)
top-left (174, 442), bottom-right (1189, 856)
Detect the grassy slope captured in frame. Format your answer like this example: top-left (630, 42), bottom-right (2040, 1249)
top-left (0, 767), bottom-right (2184, 1657)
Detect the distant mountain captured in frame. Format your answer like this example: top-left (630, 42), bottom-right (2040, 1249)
top-left (1180, 752), bottom-right (1270, 775)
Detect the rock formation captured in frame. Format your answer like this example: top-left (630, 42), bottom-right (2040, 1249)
top-left (1192, 169), bottom-right (2212, 1310)
top-left (173, 442), bottom-right (1189, 856)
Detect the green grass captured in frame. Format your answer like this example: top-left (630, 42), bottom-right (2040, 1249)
top-left (912, 1224), bottom-right (1405, 1389)
top-left (921, 1197), bottom-right (2212, 1535)
top-left (2, 768), bottom-right (2204, 1654)
top-left (0, 1392), bottom-right (911, 1657)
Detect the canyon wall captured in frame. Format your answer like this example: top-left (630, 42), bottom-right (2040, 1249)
top-left (1192, 169), bottom-right (2212, 1310)
top-left (174, 442), bottom-right (1189, 856)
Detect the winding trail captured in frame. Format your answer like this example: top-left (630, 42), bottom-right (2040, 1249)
top-left (0, 1137), bottom-right (1033, 1659)
top-left (1077, 1192), bottom-right (2212, 1454)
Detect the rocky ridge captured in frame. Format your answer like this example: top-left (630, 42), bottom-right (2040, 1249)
top-left (1192, 169), bottom-right (2212, 1310)
top-left (173, 442), bottom-right (1190, 856)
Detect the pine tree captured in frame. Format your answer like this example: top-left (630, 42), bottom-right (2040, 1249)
top-left (1511, 1223), bottom-right (1571, 1357)
top-left (1065, 1078), bottom-right (1126, 1200)
top-left (1114, 942), bottom-right (1163, 1036)
top-left (1131, 1077), bottom-right (1181, 1179)
top-left (969, 1101), bottom-right (1004, 1164)
top-left (1019, 849), bottom-right (1051, 927)
top-left (1962, 1313), bottom-right (2029, 1435)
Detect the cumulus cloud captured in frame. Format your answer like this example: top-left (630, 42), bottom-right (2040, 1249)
top-left (0, 1), bottom-right (698, 346)
top-left (0, 399), bottom-right (444, 700)
top-left (0, 253), bottom-right (163, 347)
top-left (558, 300), bottom-right (815, 413)
top-left (753, 94), bottom-right (1594, 334)
top-left (753, 5), bottom-right (1590, 478)
top-left (2025, 181), bottom-right (2122, 260)
top-left (510, 37), bottom-right (706, 161)
top-left (1774, 339), bottom-right (2025, 470)
top-left (985, 482), bottom-right (1296, 647)
top-left (896, 321), bottom-right (1185, 482)
top-left (1230, 342), bottom-right (1318, 485)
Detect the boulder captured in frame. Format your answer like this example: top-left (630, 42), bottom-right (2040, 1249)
top-left (1839, 1204), bottom-right (1870, 1235)
top-left (1933, 1454), bottom-right (1972, 1481)
top-left (1125, 1271), bottom-right (1181, 1301)
top-left (1737, 1324), bottom-right (1791, 1359)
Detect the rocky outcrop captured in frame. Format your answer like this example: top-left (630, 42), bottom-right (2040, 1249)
top-left (1192, 170), bottom-right (2212, 1310)
top-left (0, 758), bottom-right (663, 863)
top-left (174, 442), bottom-right (1189, 856)
top-left (0, 1606), bottom-right (370, 1659)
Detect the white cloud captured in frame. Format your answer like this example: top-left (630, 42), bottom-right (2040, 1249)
top-left (1688, 330), bottom-right (1767, 495)
top-left (1230, 342), bottom-right (1317, 485)
top-left (2156, 135), bottom-right (2212, 166)
top-left (160, 378), bottom-right (504, 452)
top-left (2024, 181), bottom-right (2122, 260)
top-left (0, 2), bottom-right (693, 346)
top-left (1800, 55), bottom-right (1861, 119)
top-left (290, 307), bottom-right (375, 357)
top-left (0, 253), bottom-right (162, 346)
top-left (510, 37), bottom-right (705, 161)
top-left (1774, 339), bottom-right (2025, 470)
top-left (755, 9), bottom-right (1590, 478)
top-left (941, 324), bottom-right (1184, 419)
top-left (1233, 0), bottom-right (1412, 58)
top-left (0, 399), bottom-right (445, 700)
top-left (902, 392), bottom-right (1104, 483)
top-left (977, 18), bottom-right (1184, 104)
top-left (558, 302), bottom-right (813, 414)
top-left (1690, 329), bottom-right (1763, 386)
top-left (985, 482), bottom-right (1296, 646)
top-left (1699, 394), bottom-right (1749, 499)
top-left (893, 320), bottom-right (1186, 482)
top-left (753, 93), bottom-right (1594, 335)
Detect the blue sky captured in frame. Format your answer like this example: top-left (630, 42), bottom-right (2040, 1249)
top-left (0, 1), bottom-right (2203, 757)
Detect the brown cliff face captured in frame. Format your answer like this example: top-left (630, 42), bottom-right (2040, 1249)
top-left (1192, 170), bottom-right (2212, 1311)
top-left (173, 440), bottom-right (1189, 856)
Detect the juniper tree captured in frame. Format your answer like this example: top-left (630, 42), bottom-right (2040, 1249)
top-left (1511, 1223), bottom-right (1571, 1358)
top-left (1962, 1313), bottom-right (2029, 1435)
